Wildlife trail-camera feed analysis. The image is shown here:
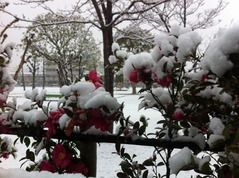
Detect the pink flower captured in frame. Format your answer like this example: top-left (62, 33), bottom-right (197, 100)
top-left (89, 70), bottom-right (102, 88)
top-left (52, 144), bottom-right (72, 168)
top-left (40, 160), bottom-right (57, 173)
top-left (129, 70), bottom-right (144, 83)
top-left (172, 109), bottom-right (184, 120)
top-left (66, 162), bottom-right (88, 176)
top-left (45, 109), bottom-right (64, 137)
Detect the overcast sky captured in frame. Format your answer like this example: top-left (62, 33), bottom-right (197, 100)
top-left (1, 0), bottom-right (239, 72)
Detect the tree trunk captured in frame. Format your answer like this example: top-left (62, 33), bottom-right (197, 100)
top-left (42, 60), bottom-right (45, 89)
top-left (183, 0), bottom-right (187, 27)
top-left (102, 1), bottom-right (114, 97)
top-left (21, 68), bottom-right (26, 90)
top-left (32, 62), bottom-right (36, 89)
top-left (102, 28), bottom-right (114, 96)
top-left (131, 83), bottom-right (137, 94)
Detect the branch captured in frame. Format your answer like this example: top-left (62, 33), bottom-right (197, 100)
top-left (4, 127), bottom-right (224, 152)
top-left (0, 18), bottom-right (19, 38)
top-left (91, 0), bottom-right (105, 29)
top-left (13, 35), bottom-right (33, 80)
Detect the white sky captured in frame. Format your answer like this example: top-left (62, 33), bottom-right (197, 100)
top-left (1, 0), bottom-right (239, 72)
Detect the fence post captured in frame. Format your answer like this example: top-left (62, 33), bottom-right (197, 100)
top-left (77, 141), bottom-right (97, 177)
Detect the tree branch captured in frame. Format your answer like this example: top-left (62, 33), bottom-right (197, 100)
top-left (13, 35), bottom-right (33, 80)
top-left (3, 127), bottom-right (224, 152)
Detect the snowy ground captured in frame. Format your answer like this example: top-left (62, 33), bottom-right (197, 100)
top-left (0, 87), bottom-right (193, 177)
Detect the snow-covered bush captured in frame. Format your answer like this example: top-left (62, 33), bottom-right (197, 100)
top-left (0, 69), bottom-right (121, 176)
top-left (0, 40), bottom-right (16, 162)
top-left (2, 24), bottom-right (239, 178)
top-left (111, 25), bottom-right (239, 177)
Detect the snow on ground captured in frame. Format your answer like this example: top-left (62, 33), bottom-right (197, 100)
top-left (0, 87), bottom-right (194, 177)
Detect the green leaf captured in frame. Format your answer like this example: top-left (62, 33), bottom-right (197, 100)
top-left (223, 124), bottom-right (232, 139)
top-left (120, 147), bottom-right (125, 156)
top-left (157, 162), bottom-right (164, 166)
top-left (63, 108), bottom-right (73, 118)
top-left (133, 121), bottom-right (140, 130)
top-left (26, 149), bottom-right (35, 162)
top-left (180, 121), bottom-right (191, 128)
top-left (163, 62), bottom-right (168, 73)
top-left (157, 120), bottom-right (166, 124)
top-left (20, 160), bottom-right (28, 169)
top-left (200, 162), bottom-right (213, 175)
top-left (142, 170), bottom-right (148, 178)
top-left (143, 158), bottom-right (154, 166)
top-left (139, 126), bottom-right (146, 136)
top-left (20, 136), bottom-right (24, 144)
top-left (24, 137), bottom-right (31, 147)
top-left (13, 138), bottom-right (19, 146)
top-left (123, 153), bottom-right (131, 161)
top-left (117, 172), bottom-right (128, 178)
top-left (121, 161), bottom-right (133, 177)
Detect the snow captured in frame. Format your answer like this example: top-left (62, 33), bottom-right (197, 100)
top-left (198, 85), bottom-right (233, 105)
top-left (0, 168), bottom-right (86, 178)
top-left (198, 156), bottom-right (210, 171)
top-left (12, 109), bottom-right (47, 126)
top-left (0, 87), bottom-right (210, 178)
top-left (209, 117), bottom-right (225, 135)
top-left (0, 44), bottom-right (4, 53)
top-left (2, 87), bottom-right (161, 178)
top-left (207, 134), bottom-right (225, 147)
top-left (84, 93), bottom-right (120, 111)
top-left (108, 55), bottom-right (117, 64)
top-left (152, 56), bottom-right (175, 79)
top-left (72, 82), bottom-right (95, 96)
top-left (123, 52), bottom-right (155, 80)
top-left (116, 50), bottom-right (128, 59)
top-left (169, 147), bottom-right (192, 174)
top-left (111, 42), bottom-right (120, 52)
top-left (60, 85), bottom-right (72, 97)
top-left (201, 25), bottom-right (239, 76)
top-left (4, 42), bottom-right (15, 58)
top-left (59, 114), bottom-right (71, 130)
top-left (207, 117), bottom-right (226, 147)
top-left (152, 33), bottom-right (175, 60)
top-left (139, 87), bottom-right (171, 109)
top-left (176, 31), bottom-right (202, 63)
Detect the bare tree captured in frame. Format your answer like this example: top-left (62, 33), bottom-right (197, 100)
top-left (26, 56), bottom-right (40, 89)
top-left (142, 0), bottom-right (227, 32)
top-left (0, 0), bottom-right (172, 95)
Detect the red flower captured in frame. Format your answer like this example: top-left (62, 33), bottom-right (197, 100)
top-left (52, 144), bottom-right (72, 168)
top-left (123, 129), bottom-right (131, 136)
top-left (155, 75), bottom-right (172, 87)
top-left (66, 162), bottom-right (88, 176)
top-left (129, 70), bottom-right (144, 83)
top-left (88, 109), bottom-right (112, 131)
top-left (45, 109), bottom-right (64, 137)
top-left (40, 160), bottom-right (57, 173)
top-left (201, 75), bottom-right (208, 82)
top-left (0, 120), bottom-right (12, 134)
top-left (172, 109), bottom-right (184, 120)
top-left (0, 98), bottom-right (6, 107)
top-left (89, 70), bottom-right (102, 88)
top-left (1, 153), bottom-right (9, 159)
